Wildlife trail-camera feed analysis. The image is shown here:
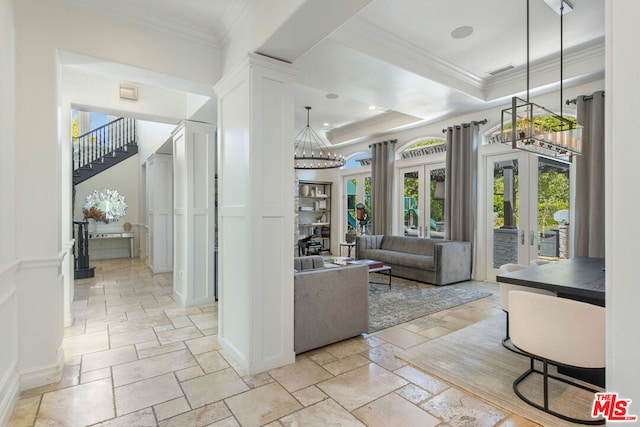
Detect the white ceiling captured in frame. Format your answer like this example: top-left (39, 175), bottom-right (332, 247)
top-left (293, 0), bottom-right (604, 144)
top-left (71, 0), bottom-right (605, 145)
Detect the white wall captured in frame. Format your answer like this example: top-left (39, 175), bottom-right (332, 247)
top-left (7, 0), bottom-right (222, 411)
top-left (137, 120), bottom-right (178, 164)
top-left (63, 68), bottom-right (198, 125)
top-left (606, 0), bottom-right (640, 409)
top-left (0, 0), bottom-right (19, 422)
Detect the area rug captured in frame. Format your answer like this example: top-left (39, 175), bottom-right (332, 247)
top-left (397, 313), bottom-right (604, 426)
top-left (367, 275), bottom-right (490, 333)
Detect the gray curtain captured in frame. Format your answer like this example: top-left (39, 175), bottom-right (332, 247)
top-left (444, 122), bottom-right (480, 249)
top-left (371, 139), bottom-right (397, 235)
top-left (574, 91), bottom-right (605, 257)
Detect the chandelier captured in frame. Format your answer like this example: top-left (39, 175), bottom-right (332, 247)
top-left (497, 0), bottom-right (582, 162)
top-left (294, 106), bottom-right (345, 169)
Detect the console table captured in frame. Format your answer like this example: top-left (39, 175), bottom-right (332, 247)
top-left (89, 231), bottom-right (134, 259)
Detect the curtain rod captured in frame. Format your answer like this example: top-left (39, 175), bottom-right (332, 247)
top-left (566, 91), bottom-right (605, 105)
top-left (442, 118), bottom-right (487, 133)
top-left (368, 138), bottom-right (397, 148)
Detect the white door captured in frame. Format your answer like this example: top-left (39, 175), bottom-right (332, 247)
top-left (399, 164), bottom-right (446, 239)
top-left (485, 151), bottom-right (571, 280)
top-left (486, 152), bottom-right (536, 278)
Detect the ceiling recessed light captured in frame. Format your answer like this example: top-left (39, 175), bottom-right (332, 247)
top-left (451, 25), bottom-right (473, 39)
top-left (326, 93), bottom-right (339, 99)
top-left (368, 105), bottom-right (376, 110)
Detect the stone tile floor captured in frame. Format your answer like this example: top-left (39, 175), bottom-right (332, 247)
top-left (9, 258), bottom-right (541, 426)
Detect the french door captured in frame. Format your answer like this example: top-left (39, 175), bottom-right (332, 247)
top-left (398, 164), bottom-right (446, 239)
top-left (485, 151), bottom-right (571, 279)
top-left (344, 173), bottom-right (371, 236)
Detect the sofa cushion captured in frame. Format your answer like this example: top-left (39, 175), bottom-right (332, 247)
top-left (380, 235), bottom-right (435, 256)
top-left (357, 235), bottom-right (384, 250)
top-left (294, 256), bottom-right (325, 271)
top-left (359, 248), bottom-right (434, 270)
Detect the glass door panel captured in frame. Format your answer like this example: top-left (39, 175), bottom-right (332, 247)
top-left (536, 157), bottom-right (570, 261)
top-left (400, 164), bottom-right (445, 238)
top-left (491, 158), bottom-right (521, 269)
top-left (346, 177), bottom-right (357, 234)
top-left (403, 170), bottom-right (421, 236)
top-left (344, 174), bottom-right (372, 237)
top-left (486, 151), bottom-right (572, 276)
top-left (429, 168), bottom-right (445, 239)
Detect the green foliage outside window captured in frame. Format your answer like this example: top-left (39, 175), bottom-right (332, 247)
top-left (493, 169), bottom-right (568, 231)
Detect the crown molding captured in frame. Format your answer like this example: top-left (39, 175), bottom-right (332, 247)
top-left (70, 0), bottom-right (227, 48)
top-left (485, 37), bottom-right (605, 99)
top-left (331, 16), bottom-right (485, 98)
top-left (326, 110), bottom-right (422, 145)
top-left (219, 0), bottom-right (259, 46)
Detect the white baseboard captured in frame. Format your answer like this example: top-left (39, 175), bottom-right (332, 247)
top-left (0, 362), bottom-right (19, 427)
top-left (172, 291), bottom-right (214, 307)
top-left (218, 335), bottom-right (295, 375)
top-left (19, 347), bottom-right (64, 392)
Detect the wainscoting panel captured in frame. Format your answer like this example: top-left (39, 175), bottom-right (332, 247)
top-left (0, 261), bottom-right (19, 427)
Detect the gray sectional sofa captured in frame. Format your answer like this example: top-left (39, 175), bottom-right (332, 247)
top-left (355, 235), bottom-right (471, 286)
top-left (293, 256), bottom-right (369, 353)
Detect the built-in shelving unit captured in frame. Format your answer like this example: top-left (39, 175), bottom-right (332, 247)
top-left (296, 180), bottom-right (332, 254)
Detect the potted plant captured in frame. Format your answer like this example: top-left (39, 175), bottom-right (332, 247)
top-left (82, 206), bottom-right (106, 232)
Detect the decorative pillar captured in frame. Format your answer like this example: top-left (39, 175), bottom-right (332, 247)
top-left (558, 224), bottom-right (569, 259)
top-left (172, 121), bottom-right (216, 306)
top-left (214, 53), bottom-right (296, 374)
top-left (146, 154), bottom-right (173, 273)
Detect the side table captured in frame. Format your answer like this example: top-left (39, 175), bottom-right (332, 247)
top-left (339, 241), bottom-right (356, 257)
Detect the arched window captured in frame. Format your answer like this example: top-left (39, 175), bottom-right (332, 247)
top-left (344, 152), bottom-right (371, 168)
top-left (400, 138), bottom-right (446, 159)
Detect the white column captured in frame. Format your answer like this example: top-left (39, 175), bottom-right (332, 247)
top-left (606, 0), bottom-right (640, 407)
top-left (13, 0), bottom-right (64, 391)
top-left (215, 53), bottom-right (296, 374)
top-left (172, 121), bottom-right (216, 306)
top-left (0, 0), bottom-right (19, 419)
top-left (145, 154), bottom-right (173, 273)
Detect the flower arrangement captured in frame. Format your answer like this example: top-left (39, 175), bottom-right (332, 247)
top-left (83, 206), bottom-right (106, 222)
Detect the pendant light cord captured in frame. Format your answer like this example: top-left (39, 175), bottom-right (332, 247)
top-left (560, 1), bottom-right (564, 119)
top-left (526, 0), bottom-right (530, 103)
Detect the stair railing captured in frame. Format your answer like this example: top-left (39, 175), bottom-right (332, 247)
top-left (73, 220), bottom-right (90, 270)
top-left (73, 117), bottom-right (136, 171)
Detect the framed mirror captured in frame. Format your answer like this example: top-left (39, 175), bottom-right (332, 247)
top-left (83, 188), bottom-right (127, 223)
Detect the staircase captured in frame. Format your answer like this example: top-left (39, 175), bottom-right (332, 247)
top-left (72, 116), bottom-right (137, 279)
top-left (73, 117), bottom-right (138, 185)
